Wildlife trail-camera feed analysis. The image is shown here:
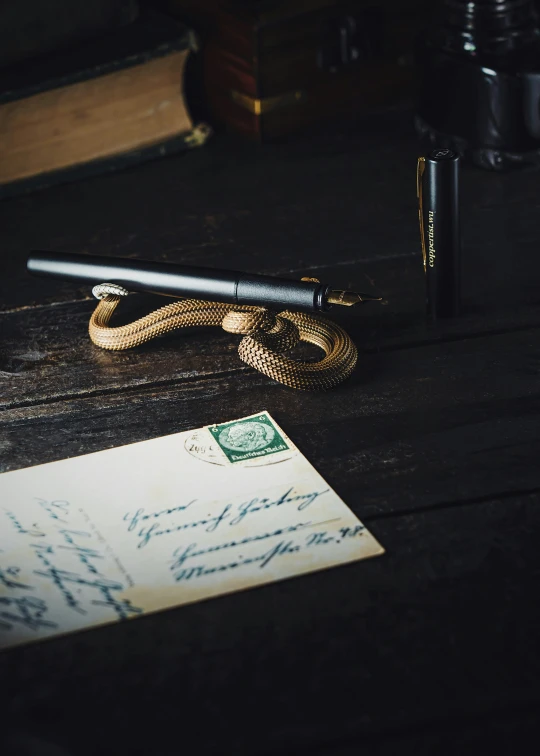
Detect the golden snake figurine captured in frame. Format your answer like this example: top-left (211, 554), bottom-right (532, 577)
top-left (89, 283), bottom-right (358, 391)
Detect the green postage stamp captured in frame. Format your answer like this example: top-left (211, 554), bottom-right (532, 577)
top-left (208, 412), bottom-right (290, 463)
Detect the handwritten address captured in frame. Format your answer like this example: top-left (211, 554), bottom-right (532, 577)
top-left (170, 525), bottom-right (366, 582)
top-left (123, 486), bottom-right (329, 549)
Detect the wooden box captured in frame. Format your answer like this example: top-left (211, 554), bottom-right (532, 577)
top-left (158, 0), bottom-right (429, 140)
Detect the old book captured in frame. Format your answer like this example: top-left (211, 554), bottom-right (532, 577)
top-left (0, 12), bottom-right (211, 198)
top-left (157, 0), bottom-right (429, 141)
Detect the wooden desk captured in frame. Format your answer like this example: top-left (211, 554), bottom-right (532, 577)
top-left (1, 111), bottom-right (539, 755)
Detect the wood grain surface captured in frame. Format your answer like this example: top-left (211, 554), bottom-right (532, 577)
top-left (0, 110), bottom-right (539, 756)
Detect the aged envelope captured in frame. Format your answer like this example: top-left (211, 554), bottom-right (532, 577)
top-left (0, 411), bottom-right (384, 650)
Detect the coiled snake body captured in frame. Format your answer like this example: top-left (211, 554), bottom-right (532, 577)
top-left (89, 284), bottom-right (357, 391)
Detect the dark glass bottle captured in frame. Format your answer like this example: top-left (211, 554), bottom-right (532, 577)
top-left (416, 0), bottom-right (540, 170)
top-left (434, 0), bottom-right (539, 56)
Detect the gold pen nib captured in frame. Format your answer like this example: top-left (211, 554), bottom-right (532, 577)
top-left (326, 289), bottom-right (383, 306)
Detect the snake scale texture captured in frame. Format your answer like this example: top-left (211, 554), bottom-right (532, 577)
top-left (89, 287), bottom-right (357, 391)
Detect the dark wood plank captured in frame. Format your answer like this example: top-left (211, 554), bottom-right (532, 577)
top-left (302, 710), bottom-right (539, 756)
top-left (1, 493), bottom-right (538, 756)
top-left (0, 293), bottom-right (245, 407)
top-left (1, 326), bottom-right (539, 521)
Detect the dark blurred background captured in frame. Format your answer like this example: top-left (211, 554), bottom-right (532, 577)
top-left (3, 1), bottom-right (540, 192)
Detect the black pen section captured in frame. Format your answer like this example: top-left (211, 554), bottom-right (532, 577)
top-left (419, 148), bottom-right (461, 321)
top-left (27, 251), bottom-right (328, 312)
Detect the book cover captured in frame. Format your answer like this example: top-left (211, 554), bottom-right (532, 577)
top-left (0, 11), bottom-right (211, 199)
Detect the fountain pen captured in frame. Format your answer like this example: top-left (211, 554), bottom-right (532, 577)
top-left (27, 251), bottom-right (382, 312)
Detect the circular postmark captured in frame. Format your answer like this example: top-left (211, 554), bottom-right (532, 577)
top-left (184, 430), bottom-right (226, 466)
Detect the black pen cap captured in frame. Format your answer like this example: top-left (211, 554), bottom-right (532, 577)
top-left (417, 148), bottom-right (461, 320)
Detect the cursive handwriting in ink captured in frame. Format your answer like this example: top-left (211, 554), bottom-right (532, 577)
top-left (3, 510), bottom-right (46, 538)
top-left (0, 596), bottom-right (57, 632)
top-left (133, 487), bottom-right (329, 549)
top-left (228, 488), bottom-right (329, 526)
top-left (58, 528), bottom-right (104, 576)
top-left (170, 521), bottom-right (312, 573)
top-left (0, 564), bottom-right (33, 591)
top-left (32, 543), bottom-right (86, 614)
top-left (174, 539), bottom-right (301, 582)
top-left (135, 504), bottom-right (232, 549)
top-left (339, 525), bottom-right (364, 539)
top-left (172, 522), bottom-right (364, 583)
top-left (32, 542), bottom-right (143, 620)
top-left (124, 501), bottom-right (196, 533)
top-left (91, 595), bottom-right (143, 619)
top-left (36, 498), bottom-right (70, 524)
top-left (204, 504), bottom-right (232, 533)
top-left (306, 525), bottom-right (365, 547)
top-left (306, 532), bottom-right (335, 546)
